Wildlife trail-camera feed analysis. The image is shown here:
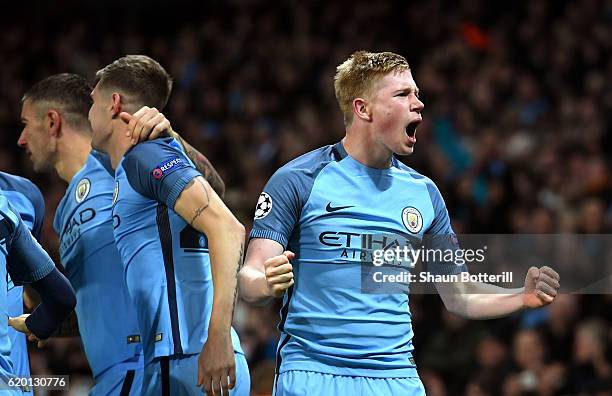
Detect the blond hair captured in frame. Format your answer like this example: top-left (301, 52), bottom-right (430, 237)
top-left (334, 51), bottom-right (410, 126)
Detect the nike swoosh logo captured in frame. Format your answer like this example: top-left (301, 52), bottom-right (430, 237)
top-left (326, 203), bottom-right (354, 212)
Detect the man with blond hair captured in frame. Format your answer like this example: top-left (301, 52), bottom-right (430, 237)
top-left (239, 51), bottom-right (560, 395)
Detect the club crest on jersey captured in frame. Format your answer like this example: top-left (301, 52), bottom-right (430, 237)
top-left (112, 182), bottom-right (119, 205)
top-left (254, 192), bottom-right (272, 220)
top-left (75, 178), bottom-right (91, 203)
top-left (402, 206), bottom-right (423, 234)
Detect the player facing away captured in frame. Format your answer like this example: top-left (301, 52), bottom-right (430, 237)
top-left (89, 55), bottom-right (249, 396)
top-left (2, 192), bottom-right (76, 394)
top-left (0, 171), bottom-right (44, 393)
top-left (239, 51), bottom-right (561, 395)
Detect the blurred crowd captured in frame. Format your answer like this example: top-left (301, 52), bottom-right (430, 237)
top-left (1, 0), bottom-right (611, 395)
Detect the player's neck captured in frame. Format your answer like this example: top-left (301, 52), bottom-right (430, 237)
top-left (343, 127), bottom-right (393, 169)
top-left (55, 131), bottom-right (92, 183)
top-left (107, 123), bottom-right (133, 169)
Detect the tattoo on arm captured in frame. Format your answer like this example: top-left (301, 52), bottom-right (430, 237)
top-left (232, 241), bottom-right (245, 316)
top-left (189, 178), bottom-right (211, 227)
top-left (179, 136), bottom-right (226, 198)
top-left (237, 242), bottom-right (245, 272)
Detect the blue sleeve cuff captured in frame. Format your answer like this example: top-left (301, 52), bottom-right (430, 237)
top-left (26, 268), bottom-right (76, 339)
top-left (8, 220), bottom-right (55, 285)
top-left (249, 228), bottom-right (288, 249)
top-left (15, 260), bottom-right (55, 285)
top-left (166, 171), bottom-right (200, 209)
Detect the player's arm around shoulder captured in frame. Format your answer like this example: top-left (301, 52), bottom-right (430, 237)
top-left (240, 238), bottom-right (295, 305)
top-left (120, 106), bottom-right (226, 197)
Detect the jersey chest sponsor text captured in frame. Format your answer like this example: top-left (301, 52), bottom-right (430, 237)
top-left (316, 229), bottom-right (420, 265)
top-left (60, 207), bottom-right (97, 254)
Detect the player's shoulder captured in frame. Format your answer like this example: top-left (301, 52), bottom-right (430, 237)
top-left (89, 150), bottom-right (114, 177)
top-left (129, 137), bottom-right (179, 154)
top-left (0, 193), bottom-right (20, 231)
top-left (0, 171), bottom-right (44, 206)
top-left (123, 138), bottom-right (182, 164)
top-left (122, 137), bottom-right (183, 170)
top-left (282, 144), bottom-right (337, 169)
top-left (394, 159), bottom-right (438, 186)
top-left (0, 171), bottom-right (42, 195)
top-left (393, 159), bottom-right (445, 202)
top-left (272, 144), bottom-right (341, 182)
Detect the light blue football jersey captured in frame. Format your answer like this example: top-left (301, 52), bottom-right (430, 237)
top-left (113, 138), bottom-right (242, 364)
top-left (0, 193), bottom-right (55, 388)
top-left (0, 171), bottom-right (45, 382)
top-left (53, 151), bottom-right (142, 378)
top-left (250, 142), bottom-right (465, 378)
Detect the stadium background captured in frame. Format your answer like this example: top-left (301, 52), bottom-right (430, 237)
top-left (1, 0), bottom-right (612, 394)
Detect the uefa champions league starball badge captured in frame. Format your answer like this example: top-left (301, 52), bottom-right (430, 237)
top-left (254, 192), bottom-right (273, 220)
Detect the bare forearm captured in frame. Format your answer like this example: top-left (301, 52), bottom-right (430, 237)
top-left (463, 285), bottom-right (525, 319)
top-left (238, 266), bottom-right (274, 305)
top-left (205, 222), bottom-right (245, 333)
top-left (445, 282), bottom-right (525, 319)
top-left (174, 176), bottom-right (244, 334)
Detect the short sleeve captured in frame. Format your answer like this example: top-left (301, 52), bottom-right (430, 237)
top-left (249, 168), bottom-right (306, 249)
top-left (123, 138), bottom-right (201, 208)
top-left (424, 180), bottom-right (467, 275)
top-left (0, 177), bottom-right (45, 242)
top-left (425, 181), bottom-right (454, 236)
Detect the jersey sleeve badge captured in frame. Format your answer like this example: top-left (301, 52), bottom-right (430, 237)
top-left (254, 192), bottom-right (273, 220)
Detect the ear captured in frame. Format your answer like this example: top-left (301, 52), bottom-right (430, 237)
top-left (46, 110), bottom-right (62, 138)
top-left (352, 97), bottom-right (372, 122)
top-left (111, 93), bottom-right (123, 117)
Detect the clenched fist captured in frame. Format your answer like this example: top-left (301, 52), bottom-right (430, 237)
top-left (523, 266), bottom-right (560, 308)
top-left (264, 251), bottom-right (295, 297)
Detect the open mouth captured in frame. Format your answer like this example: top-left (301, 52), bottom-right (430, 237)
top-left (405, 119), bottom-right (421, 138)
